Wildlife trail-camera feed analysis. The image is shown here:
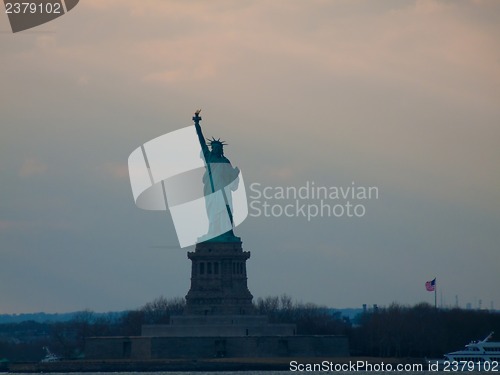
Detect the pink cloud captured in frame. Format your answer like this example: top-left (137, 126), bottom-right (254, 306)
top-left (98, 162), bottom-right (129, 179)
top-left (18, 158), bottom-right (48, 177)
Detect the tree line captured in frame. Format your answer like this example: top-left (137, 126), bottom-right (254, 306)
top-left (351, 302), bottom-right (500, 358)
top-left (0, 296), bottom-right (499, 362)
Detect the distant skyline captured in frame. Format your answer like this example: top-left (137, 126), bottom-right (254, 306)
top-left (1, 0), bottom-right (499, 314)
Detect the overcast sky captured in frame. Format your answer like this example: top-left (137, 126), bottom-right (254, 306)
top-left (1, 0), bottom-right (499, 314)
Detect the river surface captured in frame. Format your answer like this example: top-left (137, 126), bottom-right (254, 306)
top-left (0, 372), bottom-right (488, 374)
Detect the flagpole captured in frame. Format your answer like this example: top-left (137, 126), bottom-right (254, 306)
top-left (434, 277), bottom-right (437, 309)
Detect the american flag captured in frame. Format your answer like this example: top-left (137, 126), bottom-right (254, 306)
top-left (425, 278), bottom-right (436, 292)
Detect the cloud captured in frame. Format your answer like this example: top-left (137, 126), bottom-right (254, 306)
top-left (18, 158), bottom-right (48, 177)
top-left (97, 162), bottom-right (129, 180)
top-left (1, 0), bottom-right (499, 312)
top-left (0, 219), bottom-right (71, 232)
top-left (76, 75), bottom-right (90, 86)
top-left (0, 221), bottom-right (16, 231)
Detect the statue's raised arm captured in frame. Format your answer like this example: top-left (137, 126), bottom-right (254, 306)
top-left (193, 109), bottom-right (210, 159)
top-left (190, 110), bottom-right (239, 241)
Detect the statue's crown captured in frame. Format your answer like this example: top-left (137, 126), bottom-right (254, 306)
top-left (207, 137), bottom-right (227, 147)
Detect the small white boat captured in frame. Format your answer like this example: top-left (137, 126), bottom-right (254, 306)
top-left (41, 346), bottom-right (60, 362)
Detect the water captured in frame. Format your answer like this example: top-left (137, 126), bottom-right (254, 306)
top-left (0, 372), bottom-right (487, 375)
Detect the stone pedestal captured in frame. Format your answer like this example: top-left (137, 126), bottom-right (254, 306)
top-left (141, 239), bottom-right (296, 337)
top-left (185, 240), bottom-right (254, 315)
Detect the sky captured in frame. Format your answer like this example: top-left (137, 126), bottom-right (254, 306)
top-left (1, 0), bottom-right (499, 314)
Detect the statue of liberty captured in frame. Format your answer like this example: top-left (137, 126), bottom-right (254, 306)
top-left (193, 110), bottom-right (240, 242)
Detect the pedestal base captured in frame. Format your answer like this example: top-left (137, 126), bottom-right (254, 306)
top-left (142, 315), bottom-right (296, 337)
